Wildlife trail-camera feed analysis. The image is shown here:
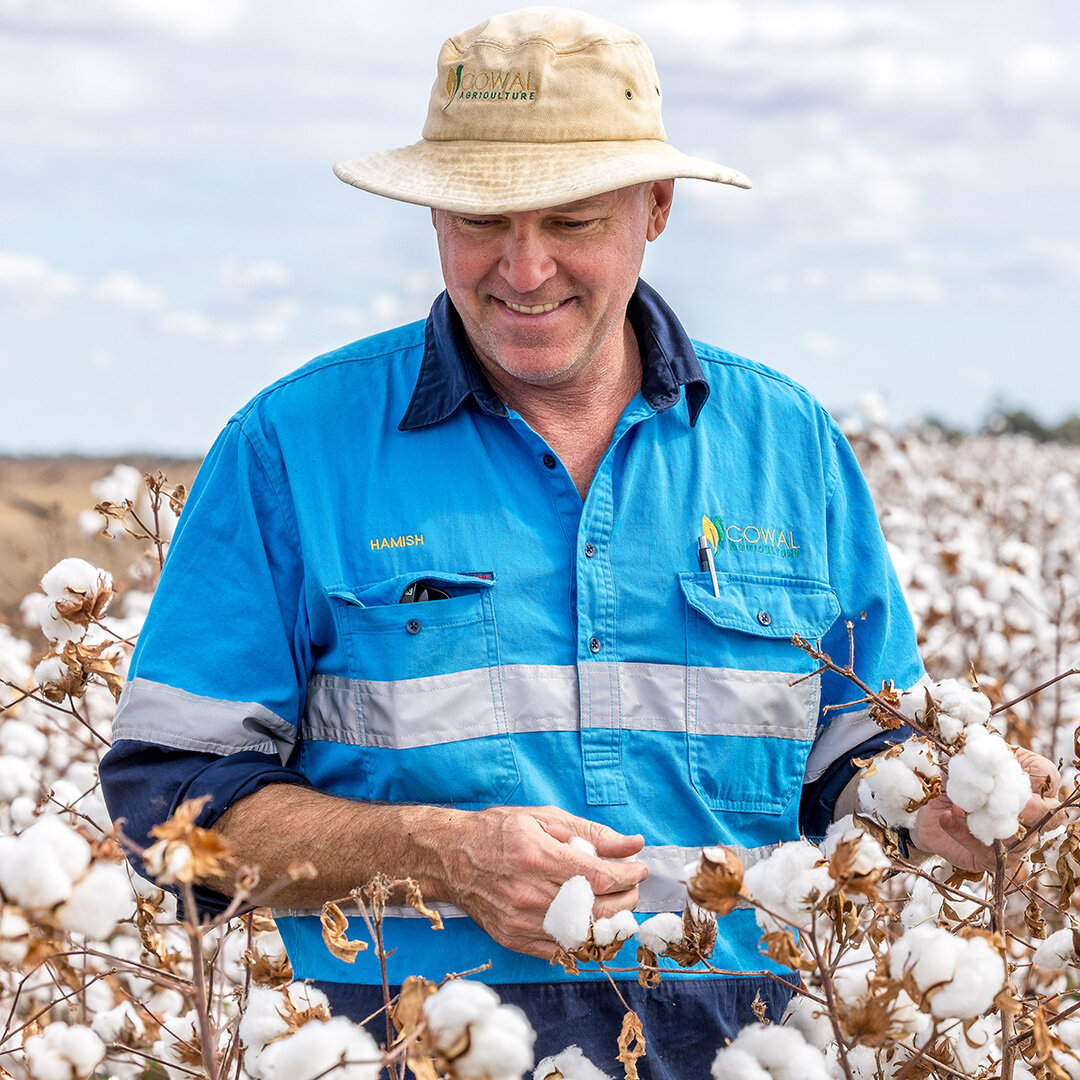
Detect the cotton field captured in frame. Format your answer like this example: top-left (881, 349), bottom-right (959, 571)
top-left (2, 409), bottom-right (1080, 1080)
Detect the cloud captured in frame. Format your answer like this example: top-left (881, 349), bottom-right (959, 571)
top-left (0, 0), bottom-right (249, 39)
top-left (801, 331), bottom-right (841, 357)
top-left (0, 252), bottom-right (81, 310)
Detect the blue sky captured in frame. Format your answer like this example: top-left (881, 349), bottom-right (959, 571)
top-left (2, 0), bottom-right (1078, 454)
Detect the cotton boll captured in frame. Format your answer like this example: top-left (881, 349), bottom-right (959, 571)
top-left (256, 1016), bottom-right (381, 1080)
top-left (1033, 927), bottom-right (1078, 971)
top-left (534, 1046), bottom-right (612, 1080)
top-left (857, 740), bottom-right (941, 829)
top-left (633, 912), bottom-right (684, 954)
top-left (567, 836), bottom-right (597, 857)
top-left (933, 679), bottom-right (991, 727)
top-left (27, 813), bottom-right (93, 880)
top-left (0, 906), bottom-right (30, 964)
top-left (424, 980), bottom-right (501, 1053)
top-left (452, 1003), bottom-right (536, 1080)
top-left (91, 1000), bottom-right (146, 1043)
top-left (542, 876), bottom-right (594, 950)
top-left (41, 558), bottom-right (112, 603)
top-left (24, 1022), bottom-right (106, 1080)
top-left (889, 924), bottom-right (1004, 1019)
top-left (0, 718), bottom-right (49, 761)
top-left (946, 725), bottom-right (1030, 844)
top-left (0, 754), bottom-right (39, 802)
top-left (56, 862), bottom-right (135, 940)
top-left (710, 1022), bottom-right (832, 1080)
top-left (240, 983), bottom-right (330, 1056)
top-left (822, 816), bottom-right (890, 876)
top-left (0, 835), bottom-right (75, 910)
top-left (742, 840), bottom-right (833, 933)
top-left (780, 994), bottom-right (835, 1051)
top-left (592, 909), bottom-right (638, 947)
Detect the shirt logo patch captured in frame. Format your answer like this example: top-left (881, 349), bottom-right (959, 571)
top-left (703, 513), bottom-right (801, 560)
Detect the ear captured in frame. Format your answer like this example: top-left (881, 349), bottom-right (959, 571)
top-left (646, 179), bottom-right (674, 241)
top-left (430, 207), bottom-right (438, 229)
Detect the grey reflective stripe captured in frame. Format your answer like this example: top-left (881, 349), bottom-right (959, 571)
top-left (272, 842), bottom-right (780, 920)
top-left (112, 677), bottom-right (297, 761)
top-left (803, 674), bottom-right (927, 782)
top-left (304, 663), bottom-right (818, 748)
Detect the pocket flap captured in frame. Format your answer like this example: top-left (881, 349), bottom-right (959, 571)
top-left (328, 570), bottom-right (496, 608)
top-left (678, 571), bottom-right (839, 639)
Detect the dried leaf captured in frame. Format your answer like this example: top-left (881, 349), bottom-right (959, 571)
top-left (826, 891), bottom-right (860, 946)
top-left (827, 839), bottom-right (883, 899)
top-left (391, 976), bottom-right (440, 1080)
top-left (636, 945), bottom-right (661, 989)
top-left (760, 930), bottom-right (815, 973)
top-left (869, 680), bottom-right (904, 730)
top-left (406, 880), bottom-right (444, 930)
top-left (751, 992), bottom-right (769, 1024)
top-left (836, 977), bottom-right (904, 1046)
top-left (1025, 898), bottom-right (1049, 939)
top-left (665, 906), bottom-right (718, 967)
top-left (61, 640), bottom-right (125, 702)
top-left (616, 1010), bottom-right (646, 1080)
top-left (550, 946), bottom-right (579, 975)
top-left (319, 902), bottom-right (368, 962)
top-left (993, 986), bottom-right (1023, 1017)
top-left (687, 846), bottom-right (745, 916)
top-left (145, 796), bottom-right (233, 884)
top-left (244, 945), bottom-right (293, 988)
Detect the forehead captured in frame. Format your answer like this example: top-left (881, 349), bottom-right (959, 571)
top-left (452, 185), bottom-right (645, 218)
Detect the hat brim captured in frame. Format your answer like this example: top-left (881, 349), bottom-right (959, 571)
top-left (333, 139), bottom-right (750, 214)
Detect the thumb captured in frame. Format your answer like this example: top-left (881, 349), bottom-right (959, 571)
top-left (534, 809), bottom-right (645, 860)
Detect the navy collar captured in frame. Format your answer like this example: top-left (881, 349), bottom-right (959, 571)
top-left (399, 279), bottom-right (710, 430)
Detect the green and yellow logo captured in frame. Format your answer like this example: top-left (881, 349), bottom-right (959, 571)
top-left (702, 512), bottom-right (801, 560)
top-left (443, 66), bottom-right (538, 109)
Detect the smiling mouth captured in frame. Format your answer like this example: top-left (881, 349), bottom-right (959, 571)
top-left (501, 299), bottom-right (568, 315)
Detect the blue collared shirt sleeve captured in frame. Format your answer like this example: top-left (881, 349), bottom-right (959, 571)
top-left (799, 424), bottom-right (924, 837)
top-left (100, 414), bottom-right (314, 905)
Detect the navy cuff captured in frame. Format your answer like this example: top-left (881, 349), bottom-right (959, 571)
top-left (799, 725), bottom-right (913, 840)
top-left (100, 739), bottom-right (311, 917)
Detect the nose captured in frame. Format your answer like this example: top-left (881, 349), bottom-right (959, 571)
top-left (498, 220), bottom-right (557, 295)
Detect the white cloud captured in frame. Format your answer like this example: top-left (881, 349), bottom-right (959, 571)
top-left (801, 330), bottom-right (841, 356)
top-left (1, 0), bottom-right (249, 39)
top-left (214, 257), bottom-right (291, 302)
top-left (0, 252), bottom-right (81, 308)
top-left (92, 271), bottom-right (165, 313)
top-left (840, 270), bottom-right (949, 305)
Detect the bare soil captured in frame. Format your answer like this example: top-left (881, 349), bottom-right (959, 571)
top-left (0, 456), bottom-right (200, 629)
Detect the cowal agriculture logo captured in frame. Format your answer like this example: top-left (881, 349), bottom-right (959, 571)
top-left (444, 64), bottom-right (538, 109)
top-left (702, 513), bottom-right (801, 560)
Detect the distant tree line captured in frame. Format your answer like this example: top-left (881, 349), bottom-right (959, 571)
top-left (921, 408), bottom-right (1080, 444)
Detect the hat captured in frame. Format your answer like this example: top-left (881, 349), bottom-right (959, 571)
top-left (333, 7), bottom-right (750, 213)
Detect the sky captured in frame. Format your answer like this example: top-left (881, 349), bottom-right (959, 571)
top-left (1, 0), bottom-right (1079, 455)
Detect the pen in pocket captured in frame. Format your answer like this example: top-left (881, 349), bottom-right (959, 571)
top-left (697, 535), bottom-right (721, 598)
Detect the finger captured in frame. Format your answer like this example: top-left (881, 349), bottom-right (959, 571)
top-left (533, 809), bottom-right (645, 859)
top-left (586, 858), bottom-right (649, 897)
top-left (592, 886), bottom-right (640, 922)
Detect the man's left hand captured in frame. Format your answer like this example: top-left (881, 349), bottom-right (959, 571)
top-left (910, 746), bottom-right (1064, 872)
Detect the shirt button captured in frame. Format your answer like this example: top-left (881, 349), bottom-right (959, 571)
top-left (757, 611), bottom-right (772, 627)
top-left (542, 453), bottom-right (557, 469)
top-left (588, 636), bottom-right (602, 653)
top-left (406, 618), bottom-right (421, 635)
top-left (584, 541), bottom-right (596, 558)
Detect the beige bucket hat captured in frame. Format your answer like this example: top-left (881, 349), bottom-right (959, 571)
top-left (333, 6), bottom-right (750, 213)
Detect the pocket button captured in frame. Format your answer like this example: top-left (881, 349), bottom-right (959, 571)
top-left (757, 610), bottom-right (772, 627)
top-left (406, 618), bottom-right (421, 635)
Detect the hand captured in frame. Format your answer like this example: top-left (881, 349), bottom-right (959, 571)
top-left (911, 747), bottom-right (1063, 873)
top-left (435, 805), bottom-right (648, 960)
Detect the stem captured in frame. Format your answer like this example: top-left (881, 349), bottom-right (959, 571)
top-left (802, 913), bottom-right (855, 1080)
top-left (353, 894), bottom-right (399, 1078)
top-left (181, 882), bottom-right (220, 1080)
top-left (991, 668), bottom-right (1079, 718)
top-left (994, 841), bottom-right (1016, 1080)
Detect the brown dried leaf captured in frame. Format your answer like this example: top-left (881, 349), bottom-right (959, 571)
top-left (993, 986), bottom-right (1023, 1017)
top-left (61, 640), bottom-right (125, 702)
top-left (760, 930), bottom-right (815, 973)
top-left (836, 977), bottom-right (904, 1047)
top-left (406, 880), bottom-right (443, 931)
top-left (636, 945), bottom-right (661, 989)
top-left (551, 946), bottom-right (579, 975)
top-left (751, 992), bottom-right (769, 1024)
top-left (869, 680), bottom-right (904, 730)
top-left (244, 945), bottom-right (293, 988)
top-left (391, 976), bottom-right (440, 1080)
top-left (319, 902), bottom-right (367, 962)
top-left (826, 891), bottom-right (860, 946)
top-left (146, 795), bottom-right (233, 884)
top-left (251, 910), bottom-right (278, 934)
top-left (665, 906), bottom-right (718, 968)
top-left (827, 839), bottom-right (883, 899)
top-left (1025, 898), bottom-right (1049, 940)
top-left (1028, 1006), bottom-right (1073, 1080)
top-left (687, 846), bottom-right (745, 916)
top-left (617, 1010), bottom-right (646, 1080)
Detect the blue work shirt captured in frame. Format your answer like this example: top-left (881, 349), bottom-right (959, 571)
top-left (101, 280), bottom-right (920, 997)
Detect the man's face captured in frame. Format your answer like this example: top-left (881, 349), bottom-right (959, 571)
top-left (432, 181), bottom-right (673, 390)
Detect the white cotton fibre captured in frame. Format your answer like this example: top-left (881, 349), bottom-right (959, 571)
top-left (857, 739), bottom-right (941, 828)
top-left (592, 908), bottom-right (638, 947)
top-left (711, 1021), bottom-right (832, 1080)
top-left (534, 1046), bottom-right (612, 1080)
top-left (822, 816), bottom-right (890, 876)
top-left (40, 558), bottom-right (111, 602)
top-left (1033, 927), bottom-right (1078, 971)
top-left (452, 1003), bottom-right (536, 1080)
top-left (542, 876), bottom-right (594, 950)
top-left (634, 912), bottom-right (684, 953)
top-left (56, 861), bottom-right (135, 940)
top-left (946, 725), bottom-right (1030, 844)
top-left (567, 835), bottom-right (597, 856)
top-left (742, 840), bottom-right (833, 933)
top-left (423, 980), bottom-right (501, 1053)
top-left (23, 1022), bottom-right (106, 1080)
top-left (889, 924), bottom-right (1004, 1019)
top-left (255, 1016), bottom-right (381, 1080)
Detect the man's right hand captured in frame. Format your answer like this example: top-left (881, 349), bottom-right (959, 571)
top-left (426, 804), bottom-right (648, 960)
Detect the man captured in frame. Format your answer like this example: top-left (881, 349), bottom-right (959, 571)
top-left (100, 9), bottom-right (1058, 1077)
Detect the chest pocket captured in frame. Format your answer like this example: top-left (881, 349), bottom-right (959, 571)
top-left (314, 571), bottom-right (519, 806)
top-left (678, 571), bottom-right (839, 814)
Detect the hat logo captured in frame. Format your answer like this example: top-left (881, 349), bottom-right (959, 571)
top-left (444, 64), bottom-right (464, 110)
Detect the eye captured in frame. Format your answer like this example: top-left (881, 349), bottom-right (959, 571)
top-left (559, 218), bottom-right (598, 230)
top-left (458, 217), bottom-right (499, 230)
